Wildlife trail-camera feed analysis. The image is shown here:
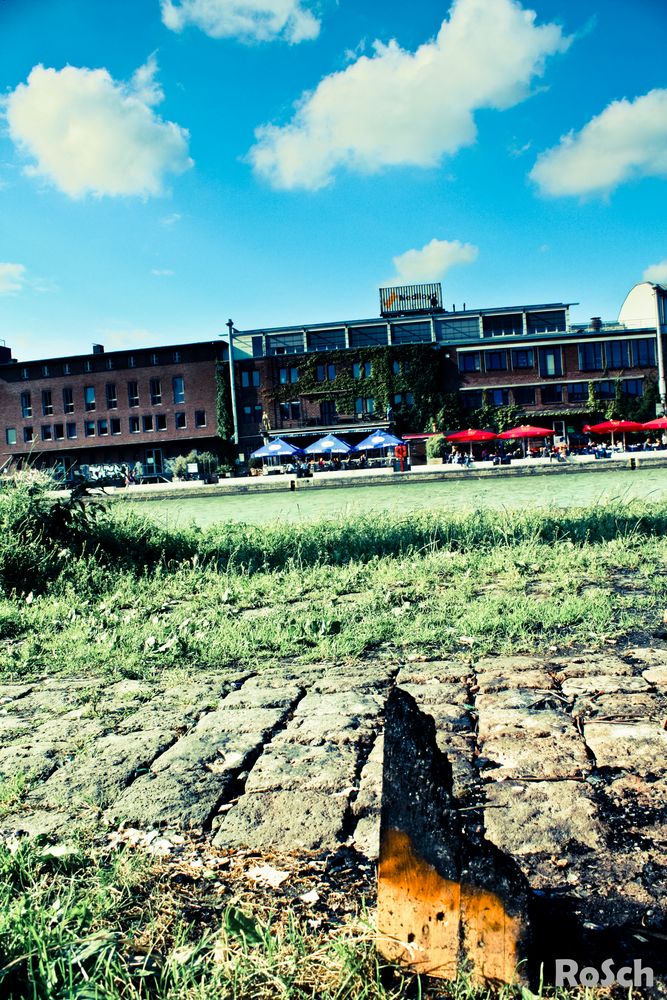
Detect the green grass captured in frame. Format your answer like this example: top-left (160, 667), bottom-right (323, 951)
top-left (0, 837), bottom-right (594, 999)
top-left (0, 474), bottom-right (665, 680)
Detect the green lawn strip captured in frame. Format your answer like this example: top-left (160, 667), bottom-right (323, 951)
top-left (0, 837), bottom-right (592, 999)
top-left (1, 532), bottom-right (663, 681)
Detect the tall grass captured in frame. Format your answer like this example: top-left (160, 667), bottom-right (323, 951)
top-left (2, 474), bottom-right (667, 597)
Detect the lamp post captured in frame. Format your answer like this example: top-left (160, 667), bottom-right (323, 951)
top-left (653, 285), bottom-right (667, 415)
top-left (225, 318), bottom-right (239, 446)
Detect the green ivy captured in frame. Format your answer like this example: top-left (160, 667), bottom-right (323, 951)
top-left (215, 364), bottom-right (234, 448)
top-left (266, 344), bottom-right (449, 433)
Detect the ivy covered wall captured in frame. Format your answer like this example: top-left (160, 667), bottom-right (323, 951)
top-left (264, 343), bottom-right (454, 433)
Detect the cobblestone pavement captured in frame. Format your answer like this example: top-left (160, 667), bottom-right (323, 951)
top-left (0, 649), bottom-right (666, 936)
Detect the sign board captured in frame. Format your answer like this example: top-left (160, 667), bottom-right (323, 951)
top-left (380, 283), bottom-right (443, 317)
top-left (186, 463), bottom-right (199, 474)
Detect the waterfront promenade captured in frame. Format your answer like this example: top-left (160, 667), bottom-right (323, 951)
top-left (109, 450), bottom-right (667, 503)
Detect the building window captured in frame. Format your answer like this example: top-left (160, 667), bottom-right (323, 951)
top-left (539, 348), bottom-right (562, 377)
top-left (105, 383), bottom-right (118, 409)
top-left (279, 367), bottom-right (299, 384)
top-left (594, 380), bottom-right (616, 400)
top-left (156, 414), bottom-right (167, 431)
top-left (97, 419), bottom-right (108, 436)
top-left (172, 376), bottom-right (185, 403)
top-left (243, 405), bottom-right (253, 421)
top-left (54, 423), bottom-right (64, 441)
top-left (21, 368), bottom-right (29, 380)
top-left (240, 370), bottom-right (259, 389)
top-left (63, 363), bottom-right (71, 375)
top-left (254, 404), bottom-right (263, 420)
top-left (41, 390), bottom-right (53, 416)
top-left (252, 371), bottom-right (260, 387)
top-left (327, 363), bottom-right (336, 381)
top-left (173, 351), bottom-right (181, 363)
top-left (489, 388), bottom-right (510, 406)
top-left (513, 385), bottom-right (536, 405)
top-left (143, 415), bottom-right (154, 432)
top-left (623, 378), bottom-right (644, 397)
top-left (540, 384), bottom-right (563, 404)
top-left (84, 360), bottom-right (92, 373)
top-left (279, 402), bottom-right (289, 420)
top-left (23, 427), bottom-right (34, 443)
top-left (459, 352), bottom-right (481, 373)
top-left (567, 382), bottom-right (589, 402)
top-left (129, 416), bottom-right (140, 433)
top-left (394, 392), bottom-right (414, 406)
top-left (355, 397), bottom-right (375, 415)
top-left (110, 418), bottom-right (121, 435)
top-left (150, 378), bottom-right (162, 405)
top-left (392, 360), bottom-right (400, 376)
top-left (150, 352), bottom-right (159, 365)
top-left (482, 313), bottom-right (523, 338)
top-left (241, 371), bottom-right (250, 388)
top-left (127, 355), bottom-right (136, 368)
top-left (20, 392), bottom-right (31, 418)
top-left (5, 428), bottom-right (16, 445)
top-left (461, 391), bottom-right (483, 409)
top-left (128, 381), bottom-right (139, 407)
top-left (633, 339), bottom-right (656, 367)
top-left (484, 350), bottom-right (508, 372)
top-left (316, 365), bottom-right (326, 382)
top-left (605, 341), bottom-right (629, 369)
top-left (578, 343), bottom-right (603, 372)
top-left (194, 410), bottom-right (206, 428)
top-left (42, 365), bottom-right (50, 377)
top-left (41, 425), bottom-right (52, 441)
top-left (84, 386), bottom-right (96, 411)
top-left (511, 349), bottom-right (534, 369)
top-left (279, 401), bottom-right (301, 421)
top-left (66, 422), bottom-right (77, 439)
top-left (175, 412), bottom-right (187, 429)
top-left (84, 420), bottom-right (95, 437)
top-left (63, 387), bottom-right (74, 413)
top-left (105, 358), bottom-right (114, 370)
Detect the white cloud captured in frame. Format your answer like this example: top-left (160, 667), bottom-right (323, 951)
top-left (151, 268), bottom-right (175, 276)
top-left (249, 0), bottom-right (569, 190)
top-left (161, 0), bottom-right (320, 43)
top-left (644, 260), bottom-right (667, 285)
top-left (161, 212), bottom-right (182, 225)
top-left (530, 88), bottom-right (667, 197)
top-left (4, 57), bottom-right (193, 198)
top-left (387, 238), bottom-right (478, 285)
top-left (0, 263), bottom-right (27, 295)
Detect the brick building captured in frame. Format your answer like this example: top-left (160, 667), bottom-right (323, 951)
top-left (2, 280), bottom-right (665, 473)
top-left (0, 340), bottom-right (227, 477)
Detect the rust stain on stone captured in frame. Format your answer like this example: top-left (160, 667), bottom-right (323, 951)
top-left (378, 827), bottom-right (525, 983)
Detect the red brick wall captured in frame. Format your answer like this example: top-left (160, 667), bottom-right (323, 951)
top-left (0, 344), bottom-right (222, 463)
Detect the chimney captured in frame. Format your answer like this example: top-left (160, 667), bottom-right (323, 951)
top-left (590, 317), bottom-right (602, 332)
top-left (92, 343), bottom-right (105, 354)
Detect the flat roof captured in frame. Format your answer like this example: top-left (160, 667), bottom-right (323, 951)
top-left (237, 303), bottom-right (574, 336)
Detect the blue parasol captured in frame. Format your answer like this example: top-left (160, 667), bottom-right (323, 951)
top-left (354, 428), bottom-right (404, 451)
top-left (250, 438), bottom-right (304, 458)
top-left (304, 434), bottom-right (352, 455)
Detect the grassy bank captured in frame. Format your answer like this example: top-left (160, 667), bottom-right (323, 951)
top-left (0, 474), bottom-right (665, 679)
top-left (0, 835), bottom-right (591, 1000)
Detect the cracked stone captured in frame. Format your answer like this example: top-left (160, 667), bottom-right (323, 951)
top-left (213, 789), bottom-right (349, 851)
top-left (484, 780), bottom-right (603, 855)
top-left (583, 722), bottom-right (667, 774)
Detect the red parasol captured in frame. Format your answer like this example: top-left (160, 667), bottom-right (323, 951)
top-left (446, 428), bottom-right (497, 458)
top-left (446, 429), bottom-right (498, 442)
top-left (497, 424), bottom-right (555, 439)
top-left (642, 417), bottom-right (667, 430)
top-left (587, 419), bottom-right (644, 449)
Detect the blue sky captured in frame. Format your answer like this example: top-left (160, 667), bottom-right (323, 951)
top-left (1, 0), bottom-right (666, 361)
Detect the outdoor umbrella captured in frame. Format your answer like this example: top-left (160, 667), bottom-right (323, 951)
top-left (250, 438), bottom-right (303, 466)
top-left (497, 424), bottom-right (554, 457)
top-left (354, 429), bottom-right (404, 451)
top-left (642, 417), bottom-right (667, 430)
top-left (304, 433), bottom-right (352, 455)
top-left (446, 428), bottom-right (497, 458)
top-left (587, 419), bottom-right (644, 450)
